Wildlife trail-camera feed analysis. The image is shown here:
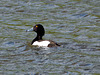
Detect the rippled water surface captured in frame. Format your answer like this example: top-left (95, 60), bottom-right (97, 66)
top-left (0, 0), bottom-right (100, 75)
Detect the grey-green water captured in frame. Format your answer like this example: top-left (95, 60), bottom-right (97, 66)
top-left (0, 0), bottom-right (100, 75)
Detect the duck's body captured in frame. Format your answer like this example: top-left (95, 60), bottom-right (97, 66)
top-left (26, 24), bottom-right (60, 47)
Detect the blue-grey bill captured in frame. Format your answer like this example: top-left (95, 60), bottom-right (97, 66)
top-left (26, 27), bottom-right (33, 32)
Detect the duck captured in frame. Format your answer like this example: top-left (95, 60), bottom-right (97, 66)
top-left (26, 24), bottom-right (60, 47)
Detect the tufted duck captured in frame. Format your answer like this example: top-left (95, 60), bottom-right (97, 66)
top-left (26, 24), bottom-right (60, 47)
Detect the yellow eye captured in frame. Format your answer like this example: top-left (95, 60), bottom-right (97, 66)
top-left (36, 25), bottom-right (38, 27)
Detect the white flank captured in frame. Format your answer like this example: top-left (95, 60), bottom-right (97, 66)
top-left (32, 41), bottom-right (50, 47)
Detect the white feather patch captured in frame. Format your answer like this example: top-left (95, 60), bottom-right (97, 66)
top-left (32, 41), bottom-right (50, 47)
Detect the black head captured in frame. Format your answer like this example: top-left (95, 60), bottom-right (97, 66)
top-left (33, 24), bottom-right (45, 36)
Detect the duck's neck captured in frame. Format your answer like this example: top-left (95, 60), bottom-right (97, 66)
top-left (31, 35), bottom-right (43, 45)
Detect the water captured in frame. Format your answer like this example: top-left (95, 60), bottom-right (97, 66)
top-left (0, 0), bottom-right (100, 75)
